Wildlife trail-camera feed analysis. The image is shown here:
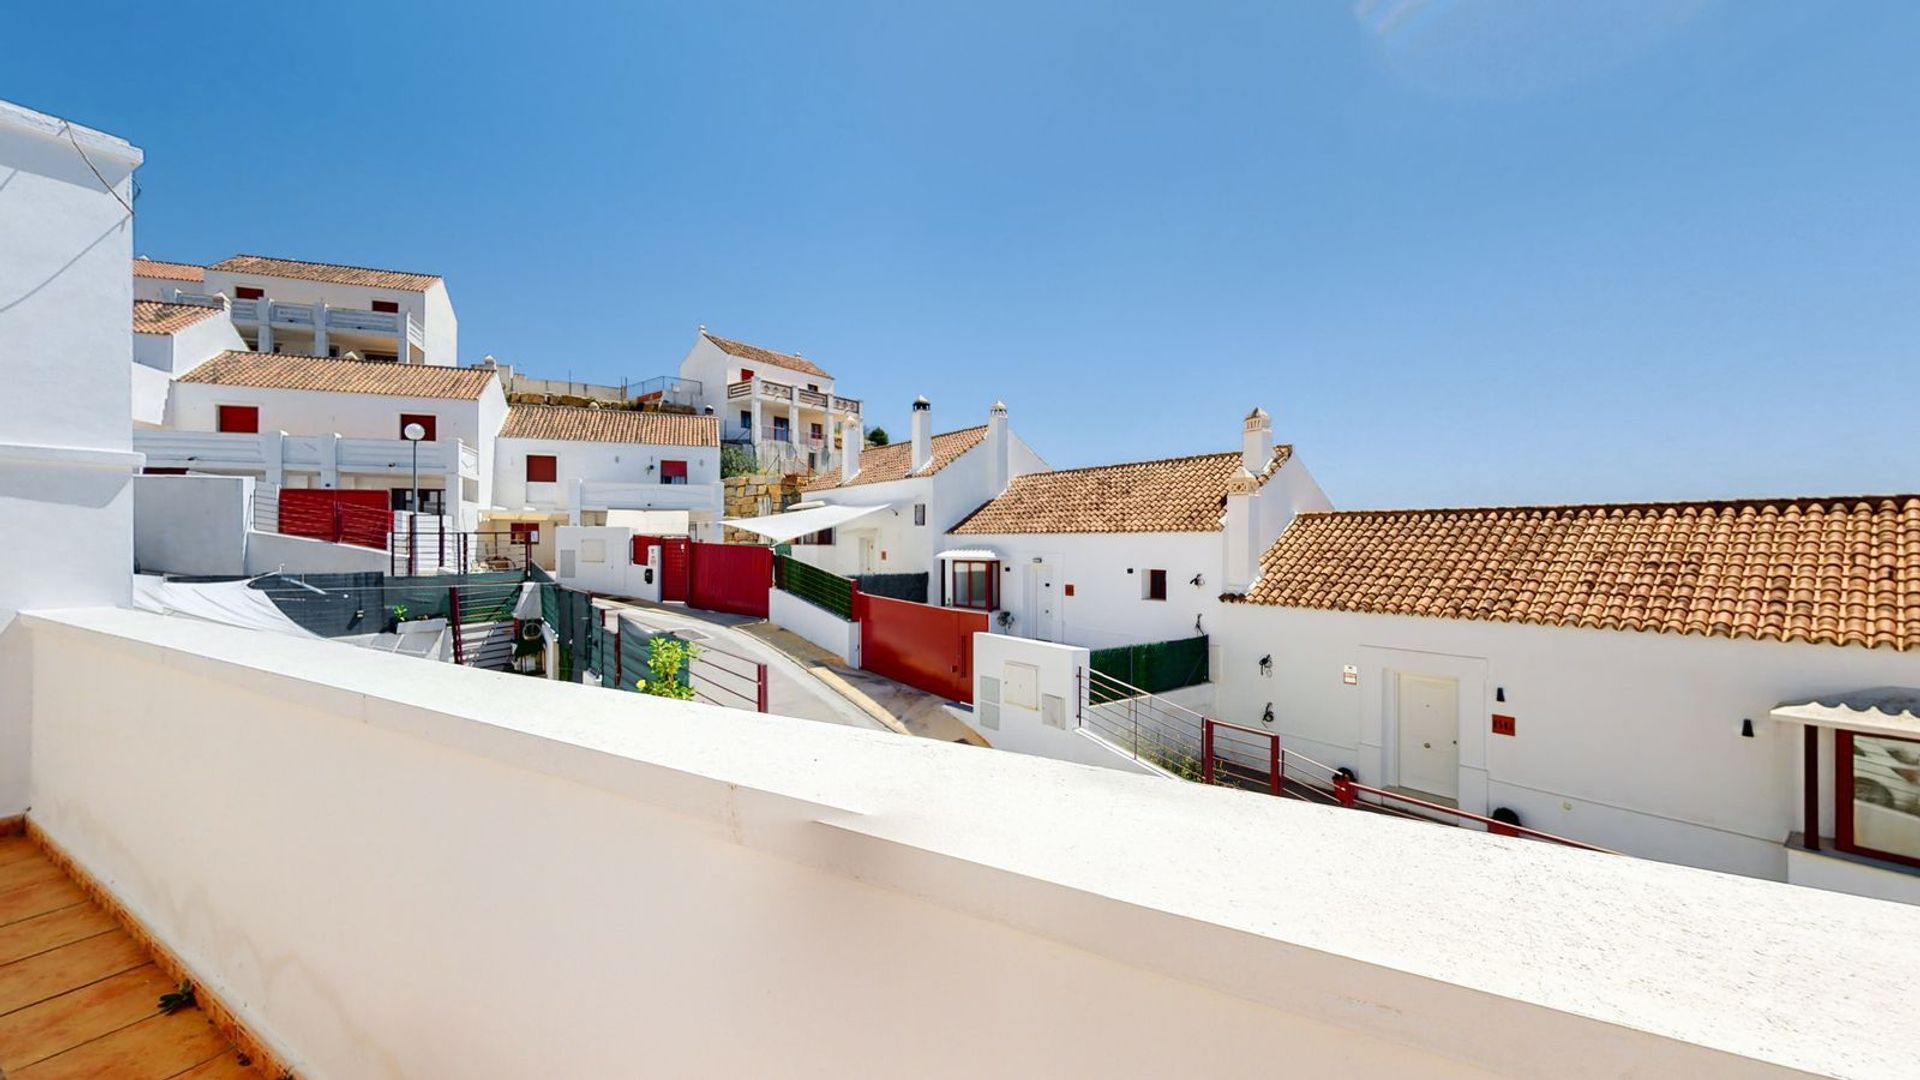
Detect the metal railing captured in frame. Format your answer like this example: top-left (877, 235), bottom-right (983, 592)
top-left (690, 645), bottom-right (769, 712)
top-left (391, 528), bottom-right (535, 576)
top-left (629, 374), bottom-right (703, 408)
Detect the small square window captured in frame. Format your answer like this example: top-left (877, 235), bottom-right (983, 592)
top-left (1143, 569), bottom-right (1167, 601)
top-left (526, 454), bottom-right (558, 483)
top-left (234, 286), bottom-right (265, 300)
top-left (217, 405), bottom-right (259, 433)
top-left (914, 503), bottom-right (927, 526)
top-left (371, 300), bottom-right (400, 314)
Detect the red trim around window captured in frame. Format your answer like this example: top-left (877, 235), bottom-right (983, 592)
top-left (1835, 728), bottom-right (1920, 870)
top-left (950, 560), bottom-right (999, 610)
top-left (660, 459), bottom-right (688, 482)
top-left (217, 405), bottom-right (259, 433)
top-left (525, 454), bottom-right (557, 483)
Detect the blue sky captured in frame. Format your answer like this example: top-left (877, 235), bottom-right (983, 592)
top-left (13, 1), bottom-right (1919, 507)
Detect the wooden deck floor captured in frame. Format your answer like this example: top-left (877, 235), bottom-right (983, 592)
top-left (0, 836), bottom-right (257, 1079)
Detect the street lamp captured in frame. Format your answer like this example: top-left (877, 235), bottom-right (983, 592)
top-left (402, 422), bottom-right (426, 519)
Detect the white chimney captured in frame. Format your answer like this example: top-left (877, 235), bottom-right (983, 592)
top-left (986, 400), bottom-right (1010, 493)
top-left (1242, 406), bottom-right (1274, 475)
top-left (910, 395), bottom-right (933, 474)
top-left (841, 419), bottom-right (863, 484)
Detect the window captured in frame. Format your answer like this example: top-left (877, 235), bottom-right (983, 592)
top-left (389, 488), bottom-right (445, 516)
top-left (738, 410), bottom-right (752, 432)
top-left (526, 454), bottom-right (558, 483)
top-left (399, 413), bottom-right (437, 441)
top-left (1837, 730), bottom-right (1920, 868)
top-left (950, 560), bottom-right (999, 610)
top-left (795, 528), bottom-right (835, 546)
top-left (363, 351), bottom-right (399, 364)
top-left (217, 405), bottom-right (259, 433)
top-left (660, 460), bottom-right (688, 485)
top-left (234, 286), bottom-right (264, 300)
top-left (913, 503), bottom-right (927, 527)
top-left (810, 422), bottom-right (824, 442)
top-left (738, 367), bottom-right (755, 381)
top-left (510, 522), bottom-right (541, 544)
top-left (1143, 568), bottom-right (1168, 601)
top-left (772, 416), bottom-right (790, 441)
top-left (807, 383), bottom-right (819, 392)
top-left (371, 300), bottom-right (400, 314)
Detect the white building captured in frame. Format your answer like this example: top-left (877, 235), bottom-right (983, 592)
top-left (488, 403), bottom-right (725, 560)
top-left (773, 398), bottom-right (1047, 587)
top-left (945, 407), bottom-right (1330, 648)
top-left (1214, 494), bottom-right (1920, 905)
top-left (4, 95), bottom-right (1919, 1080)
top-left (136, 350), bottom-right (506, 528)
top-left (144, 253), bottom-right (458, 367)
top-left (131, 299), bottom-right (245, 427)
top-left (677, 328), bottom-right (863, 474)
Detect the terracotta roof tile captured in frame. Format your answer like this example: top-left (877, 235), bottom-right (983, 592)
top-left (209, 254), bottom-right (440, 292)
top-left (1231, 496), bottom-right (1920, 651)
top-left (951, 447), bottom-right (1293, 535)
top-left (703, 331), bottom-right (832, 380)
top-left (177, 351), bottom-right (495, 400)
top-left (132, 300), bottom-right (224, 335)
top-left (806, 427), bottom-right (986, 490)
top-left (131, 258), bottom-right (203, 282)
top-left (501, 404), bottom-right (718, 447)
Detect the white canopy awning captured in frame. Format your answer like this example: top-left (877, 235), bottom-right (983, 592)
top-left (936, 548), bottom-right (1001, 561)
top-left (723, 502), bottom-right (890, 544)
top-left (132, 575), bottom-right (318, 639)
top-left (1770, 687), bottom-right (1920, 739)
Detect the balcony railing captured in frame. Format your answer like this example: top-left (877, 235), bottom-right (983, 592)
top-left (726, 379), bottom-right (858, 415)
top-left (574, 480), bottom-right (723, 514)
top-left (224, 298), bottom-right (423, 345)
top-left (133, 430), bottom-right (481, 481)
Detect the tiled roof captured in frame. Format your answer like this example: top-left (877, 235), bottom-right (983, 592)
top-left (1232, 495), bottom-right (1920, 651)
top-left (131, 257), bottom-right (204, 282)
top-left (209, 254), bottom-right (440, 291)
top-left (703, 331), bottom-right (832, 380)
top-left (132, 300), bottom-right (225, 335)
top-left (806, 427), bottom-right (986, 490)
top-left (501, 404), bottom-right (719, 447)
top-left (177, 351), bottom-right (495, 400)
top-left (951, 447), bottom-right (1294, 535)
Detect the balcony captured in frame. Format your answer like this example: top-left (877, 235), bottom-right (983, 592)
top-left (726, 378), bottom-right (861, 416)
top-left (227, 297), bottom-right (426, 351)
top-left (573, 479), bottom-right (723, 514)
top-left (134, 429), bottom-right (481, 481)
top-left (7, 607), bottom-right (1906, 1078)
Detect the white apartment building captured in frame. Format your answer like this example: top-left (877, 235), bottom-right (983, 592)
top-left (1214, 494), bottom-right (1920, 905)
top-left (677, 328), bottom-right (864, 474)
top-left (136, 350), bottom-right (506, 528)
top-left (130, 299), bottom-right (245, 427)
top-left (762, 398), bottom-right (1047, 586)
top-left (140, 253), bottom-right (458, 367)
top-left (488, 403), bottom-right (724, 561)
top-left (946, 407), bottom-right (1330, 649)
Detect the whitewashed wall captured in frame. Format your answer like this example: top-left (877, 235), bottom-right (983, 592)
top-left (554, 525), bottom-right (656, 600)
top-left (133, 474), bottom-right (252, 576)
top-left (133, 310), bottom-right (246, 376)
top-left (22, 607), bottom-right (1915, 1080)
top-left (198, 270), bottom-right (458, 367)
top-left (971, 634), bottom-right (1159, 773)
top-left (767, 588), bottom-right (860, 664)
top-left (1213, 601), bottom-right (1920, 884)
top-left (0, 101), bottom-right (143, 815)
top-left (493, 437), bottom-right (719, 512)
top-left (959, 531), bottom-right (1222, 648)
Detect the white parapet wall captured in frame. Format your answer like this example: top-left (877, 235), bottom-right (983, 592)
top-left (134, 474), bottom-right (254, 577)
top-left (16, 608), bottom-right (1920, 1080)
top-left (553, 525), bottom-right (656, 600)
top-left (768, 587), bottom-right (860, 665)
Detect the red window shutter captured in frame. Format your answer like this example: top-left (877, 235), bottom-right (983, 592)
top-left (526, 454), bottom-right (558, 483)
top-left (738, 368), bottom-right (755, 380)
top-left (234, 286), bottom-right (265, 300)
top-left (217, 405), bottom-right (259, 433)
top-left (371, 300), bottom-right (400, 313)
top-left (399, 413), bottom-right (437, 441)
top-left (660, 460), bottom-right (688, 480)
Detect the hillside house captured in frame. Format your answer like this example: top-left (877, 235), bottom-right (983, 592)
top-left (947, 407), bottom-right (1329, 649)
top-left (488, 403), bottom-right (725, 563)
top-left (677, 327), bottom-right (863, 475)
top-left (1214, 494), bottom-right (1920, 904)
top-left (130, 298), bottom-right (245, 427)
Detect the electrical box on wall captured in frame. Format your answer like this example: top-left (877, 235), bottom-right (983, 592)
top-left (1492, 714), bottom-right (1517, 736)
top-left (1341, 664), bottom-right (1357, 686)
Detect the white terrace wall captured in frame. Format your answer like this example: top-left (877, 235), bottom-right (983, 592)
top-left (553, 525), bottom-right (656, 601)
top-left (767, 588), bottom-right (859, 664)
top-left (1213, 601), bottom-right (1920, 883)
top-left (0, 102), bottom-right (143, 816)
top-left (21, 609), bottom-right (1920, 1079)
top-left (971, 633), bottom-right (1159, 773)
top-left (133, 474), bottom-right (253, 576)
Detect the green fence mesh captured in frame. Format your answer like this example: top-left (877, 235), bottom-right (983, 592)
top-left (775, 555), bottom-right (854, 619)
top-left (1089, 635), bottom-right (1210, 695)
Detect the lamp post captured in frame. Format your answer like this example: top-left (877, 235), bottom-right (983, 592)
top-left (402, 422), bottom-right (426, 519)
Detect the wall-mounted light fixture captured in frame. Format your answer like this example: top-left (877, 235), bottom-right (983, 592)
top-left (1258, 654), bottom-right (1272, 676)
top-left (1496, 687), bottom-right (1507, 703)
top-left (1741, 718), bottom-right (1754, 738)
top-left (1189, 573), bottom-right (1204, 587)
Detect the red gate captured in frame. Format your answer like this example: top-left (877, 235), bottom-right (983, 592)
top-left (636, 536), bottom-right (691, 602)
top-left (277, 489), bottom-right (391, 549)
top-left (689, 542), bottom-right (772, 618)
top-left (855, 593), bottom-right (986, 703)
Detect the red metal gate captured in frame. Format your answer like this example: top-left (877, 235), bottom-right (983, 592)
top-left (639, 536), bottom-right (690, 602)
top-left (277, 489), bottom-right (391, 549)
top-left (855, 593), bottom-right (986, 703)
top-left (689, 542), bottom-right (772, 618)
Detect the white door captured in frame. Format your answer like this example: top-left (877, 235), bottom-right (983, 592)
top-left (1397, 673), bottom-right (1459, 800)
top-left (857, 534), bottom-right (877, 576)
top-left (1023, 560), bottom-right (1059, 642)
